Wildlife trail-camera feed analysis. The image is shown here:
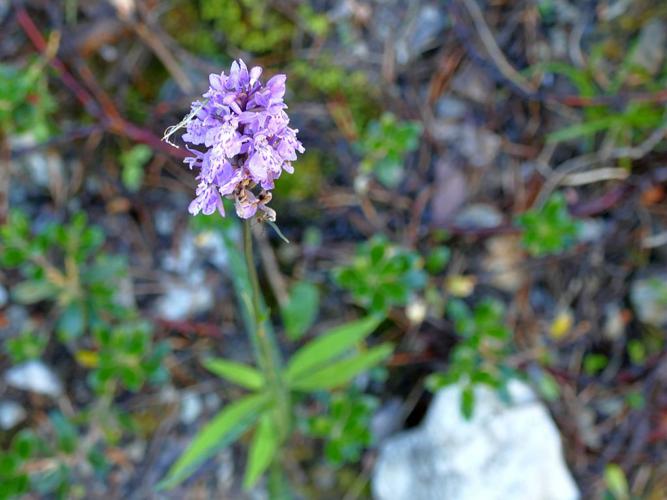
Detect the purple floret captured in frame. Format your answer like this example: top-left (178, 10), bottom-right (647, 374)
top-left (182, 59), bottom-right (304, 220)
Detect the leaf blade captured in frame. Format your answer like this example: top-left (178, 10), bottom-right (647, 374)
top-left (203, 358), bottom-right (264, 390)
top-left (289, 343), bottom-right (393, 391)
top-left (285, 315), bottom-right (383, 381)
top-left (159, 393), bottom-right (267, 489)
top-left (281, 281), bottom-right (319, 341)
top-left (243, 415), bottom-right (279, 489)
top-left (12, 280), bottom-right (58, 304)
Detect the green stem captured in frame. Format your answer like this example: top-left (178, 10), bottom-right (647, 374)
top-left (242, 219), bottom-right (291, 440)
top-left (268, 460), bottom-right (292, 500)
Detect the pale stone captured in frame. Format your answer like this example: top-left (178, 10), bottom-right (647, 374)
top-left (5, 360), bottom-right (63, 397)
top-left (373, 381), bottom-right (579, 500)
top-left (0, 401), bottom-right (26, 429)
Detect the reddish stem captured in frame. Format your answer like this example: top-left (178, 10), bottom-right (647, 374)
top-left (15, 7), bottom-right (189, 160)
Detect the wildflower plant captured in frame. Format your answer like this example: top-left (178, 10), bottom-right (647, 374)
top-left (161, 60), bottom-right (392, 492)
top-left (426, 298), bottom-right (516, 419)
top-left (0, 430), bottom-right (42, 499)
top-left (0, 211), bottom-right (127, 341)
top-left (517, 192), bottom-right (580, 257)
top-left (304, 389), bottom-right (379, 466)
top-left (0, 58), bottom-right (55, 141)
top-left (333, 235), bottom-right (427, 314)
top-left (86, 321), bottom-right (170, 394)
top-left (167, 59), bottom-right (304, 221)
top-left (0, 413), bottom-right (117, 499)
top-left (0, 210), bottom-right (169, 499)
top-left (357, 112), bottom-right (422, 188)
top-left (0, 211), bottom-right (169, 397)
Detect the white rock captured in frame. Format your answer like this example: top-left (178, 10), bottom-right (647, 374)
top-left (371, 398), bottom-right (403, 444)
top-left (458, 125), bottom-right (501, 168)
top-left (155, 272), bottom-right (213, 321)
top-left (431, 124), bottom-right (501, 168)
top-left (5, 360), bottom-right (63, 397)
top-left (395, 4), bottom-right (447, 65)
top-left (0, 284), bottom-right (8, 308)
top-left (162, 233), bottom-right (197, 275)
top-left (630, 20), bottom-right (665, 75)
top-left (180, 390), bottom-right (203, 425)
top-left (372, 381), bottom-right (579, 500)
top-left (154, 209), bottom-right (174, 236)
top-left (577, 218), bottom-right (606, 243)
top-left (454, 203), bottom-right (503, 229)
top-left (163, 230), bottom-right (229, 273)
top-left (216, 447), bottom-right (235, 491)
top-left (194, 230), bottom-right (229, 270)
top-left (0, 401), bottom-right (27, 429)
top-left (9, 134), bottom-right (64, 190)
top-left (0, 0), bottom-right (9, 21)
top-left (630, 276), bottom-right (667, 326)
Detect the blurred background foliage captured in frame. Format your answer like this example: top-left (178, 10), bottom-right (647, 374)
top-left (1, 0), bottom-right (667, 498)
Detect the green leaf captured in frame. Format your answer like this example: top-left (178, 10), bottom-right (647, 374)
top-left (11, 430), bottom-right (40, 460)
top-left (531, 62), bottom-right (598, 97)
top-left (120, 144), bottom-right (152, 192)
top-left (604, 464), bottom-right (629, 500)
top-left (461, 385), bottom-right (475, 420)
top-left (426, 246), bottom-right (451, 274)
top-left (425, 371), bottom-right (460, 391)
top-left (547, 116), bottom-right (616, 143)
top-left (584, 353), bottom-right (608, 375)
top-left (534, 370), bottom-right (560, 402)
top-left (51, 412), bottom-right (77, 454)
top-left (243, 415), bottom-right (279, 489)
top-left (119, 365), bottom-right (143, 391)
top-left (0, 247), bottom-right (28, 267)
top-left (285, 315), bottom-right (383, 381)
top-left (6, 330), bottom-right (48, 363)
top-left (12, 280), bottom-right (58, 304)
top-left (57, 302), bottom-right (86, 340)
top-left (289, 343), bottom-right (393, 391)
top-left (281, 281), bottom-right (320, 340)
top-left (159, 393), bottom-right (268, 489)
top-left (375, 158), bottom-right (403, 188)
top-left (203, 358), bottom-right (264, 390)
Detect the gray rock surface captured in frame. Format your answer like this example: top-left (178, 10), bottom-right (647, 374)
top-left (395, 4), bottom-right (447, 65)
top-left (5, 360), bottom-right (63, 397)
top-left (630, 275), bottom-right (667, 326)
top-left (0, 401), bottom-right (27, 429)
top-left (372, 381), bottom-right (579, 500)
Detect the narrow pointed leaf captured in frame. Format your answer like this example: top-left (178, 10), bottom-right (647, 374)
top-left (243, 415), bottom-right (279, 489)
top-left (281, 281), bottom-right (319, 341)
top-left (203, 358), bottom-right (264, 390)
top-left (159, 393), bottom-right (267, 489)
top-left (12, 280), bottom-right (58, 304)
top-left (547, 116), bottom-right (616, 143)
top-left (289, 343), bottom-right (393, 391)
top-left (285, 315), bottom-right (383, 381)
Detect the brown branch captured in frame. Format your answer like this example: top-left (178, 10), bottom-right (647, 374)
top-left (15, 6), bottom-right (189, 160)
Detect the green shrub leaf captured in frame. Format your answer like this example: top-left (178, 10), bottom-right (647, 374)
top-left (289, 343), bottom-right (393, 391)
top-left (461, 385), bottom-right (475, 420)
top-left (12, 280), bottom-right (58, 304)
top-left (159, 393), bottom-right (268, 490)
top-left (243, 415), bottom-right (279, 489)
top-left (281, 281), bottom-right (320, 340)
top-left (285, 315), bottom-right (383, 381)
top-left (604, 464), bottom-right (629, 500)
top-left (203, 358), bottom-right (264, 390)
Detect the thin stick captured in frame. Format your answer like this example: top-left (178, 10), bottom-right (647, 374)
top-left (459, 0), bottom-right (536, 95)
